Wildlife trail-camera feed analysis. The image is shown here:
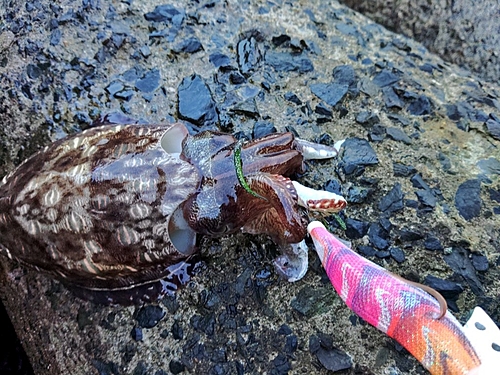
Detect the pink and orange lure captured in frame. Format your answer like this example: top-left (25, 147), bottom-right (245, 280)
top-left (307, 221), bottom-right (483, 375)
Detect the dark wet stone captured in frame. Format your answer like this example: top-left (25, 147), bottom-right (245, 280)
top-left (446, 104), bottom-right (468, 121)
top-left (131, 327), bottom-right (143, 341)
top-left (368, 223), bottom-right (389, 250)
top-left (50, 29), bottom-right (62, 46)
top-left (477, 157), bottom-right (500, 175)
top-left (419, 63), bottom-right (437, 73)
top-left (345, 185), bottom-right (372, 203)
top-left (415, 189), bottom-right (437, 207)
top-left (398, 228), bottom-right (423, 241)
top-left (106, 81), bottom-right (124, 96)
top-left (285, 335), bottom-right (298, 353)
top-left (290, 286), bottom-right (335, 318)
top-left (238, 37), bottom-right (261, 75)
top-left (114, 90), bottom-right (135, 101)
top-left (345, 218), bottom-right (369, 239)
top-left (271, 353), bottom-right (292, 374)
top-left (92, 360), bottom-right (120, 375)
top-left (310, 83), bottom-right (348, 106)
top-left (424, 236), bottom-right (443, 251)
top-left (444, 248), bottom-right (484, 296)
top-left (338, 138), bottom-right (379, 175)
top-left (358, 77), bottom-right (379, 97)
top-left (378, 183), bottom-right (404, 214)
top-left (277, 324), bottom-right (292, 336)
top-left (209, 52), bottom-right (231, 68)
top-left (407, 95), bottom-right (433, 116)
top-left (485, 118), bottom-right (500, 140)
top-left (178, 74), bottom-right (218, 126)
top-left (324, 179), bottom-right (343, 196)
top-left (173, 37), bottom-right (202, 54)
top-left (284, 91), bottom-right (302, 105)
top-left (357, 245), bottom-right (376, 257)
top-left (135, 305), bottom-right (165, 329)
top-left (393, 163), bottom-right (417, 177)
top-left (315, 346), bottom-right (353, 372)
top-left (135, 69), bottom-right (160, 93)
top-left (144, 4), bottom-right (185, 24)
top-left (171, 321), bottom-right (184, 340)
top-left (455, 179), bottom-right (482, 220)
top-left (191, 313), bottom-right (215, 336)
top-left (382, 86), bottom-right (404, 108)
top-left (332, 65), bottom-right (357, 88)
top-left (490, 188), bottom-right (500, 203)
top-left (410, 174), bottom-right (430, 190)
top-left (355, 111), bottom-right (379, 127)
top-left (386, 127), bottom-right (412, 144)
top-left (387, 113), bottom-right (410, 126)
top-left (424, 275), bottom-right (464, 300)
top-left (372, 69), bottom-right (400, 87)
top-left (26, 64), bottom-right (42, 79)
top-left (368, 124), bottom-right (385, 142)
top-left (375, 250), bottom-right (390, 258)
top-left (169, 360), bottom-right (185, 375)
top-left (229, 71), bottom-right (246, 84)
top-left (266, 51), bottom-right (313, 73)
top-left (389, 247), bottom-right (405, 263)
top-left (471, 253), bottom-right (489, 272)
top-left (315, 102), bottom-right (332, 117)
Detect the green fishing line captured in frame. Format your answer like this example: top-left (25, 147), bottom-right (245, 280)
top-left (234, 139), bottom-right (267, 201)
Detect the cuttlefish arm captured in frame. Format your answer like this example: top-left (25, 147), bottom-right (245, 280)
top-left (307, 221), bottom-right (495, 375)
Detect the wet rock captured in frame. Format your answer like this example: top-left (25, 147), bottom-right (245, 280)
top-left (171, 321), bottom-right (184, 340)
top-left (424, 275), bottom-right (464, 300)
top-left (135, 69), bottom-right (160, 93)
top-left (424, 235), bottom-right (443, 251)
top-left (169, 360), bottom-right (185, 375)
top-left (345, 218), bottom-right (369, 239)
top-left (368, 223), bottom-right (389, 250)
top-left (477, 157), bottom-right (500, 175)
top-left (357, 245), bottom-right (376, 257)
top-left (386, 127), bottom-right (411, 144)
top-left (410, 174), bottom-right (430, 190)
top-left (237, 36), bottom-right (261, 75)
top-left (332, 64), bottom-right (357, 93)
top-left (407, 95), bottom-right (433, 116)
top-left (355, 111), bottom-right (379, 127)
top-left (271, 353), bottom-right (292, 374)
top-left (387, 113), bottom-right (410, 126)
top-left (131, 327), bottom-right (143, 341)
top-left (455, 179), bottom-right (482, 220)
top-left (265, 51), bottom-right (313, 73)
top-left (315, 346), bottom-right (353, 372)
top-left (471, 253), bottom-right (489, 272)
top-left (315, 102), bottom-right (332, 117)
top-left (144, 4), bottom-right (185, 24)
top-left (106, 81), bottom-right (125, 96)
top-left (397, 228), bottom-right (423, 241)
top-left (178, 74), bottom-right (218, 127)
top-left (290, 286), bottom-right (335, 318)
top-left (372, 69), bottom-right (400, 87)
top-left (378, 183), bottom-right (404, 214)
top-left (382, 86), bottom-right (404, 108)
top-left (389, 246), bottom-right (405, 263)
top-left (415, 189), bottom-right (437, 208)
top-left (173, 37), bottom-right (203, 54)
top-left (345, 185), bottom-right (373, 203)
top-left (135, 305), bottom-right (165, 329)
top-left (486, 117), bottom-right (500, 140)
top-left (393, 163), bottom-right (417, 177)
top-left (444, 247), bottom-right (484, 296)
top-left (284, 91), bottom-right (302, 105)
top-left (209, 52), bottom-right (231, 68)
top-left (338, 138), bottom-right (379, 175)
top-left (310, 83), bottom-right (348, 107)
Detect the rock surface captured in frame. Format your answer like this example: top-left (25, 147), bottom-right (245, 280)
top-left (340, 0), bottom-right (500, 83)
top-left (0, 0), bottom-right (499, 375)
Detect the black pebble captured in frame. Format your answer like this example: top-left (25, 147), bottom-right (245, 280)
top-left (424, 275), bottom-right (464, 299)
top-left (389, 247), bottom-right (405, 263)
top-left (338, 138), bottom-right (379, 175)
top-left (455, 179), bottom-right (482, 220)
top-left (266, 51), bottom-right (313, 73)
top-left (144, 4), bottom-right (185, 24)
top-left (471, 253), bottom-right (489, 272)
top-left (209, 52), bottom-right (231, 68)
top-left (393, 163), bottom-right (417, 177)
top-left (372, 69), bottom-right (400, 87)
top-left (238, 37), bottom-right (261, 75)
top-left (178, 74), bottom-right (218, 126)
top-left (378, 183), bottom-right (404, 214)
top-left (486, 117), bottom-right (500, 140)
top-left (284, 91), bottom-right (302, 105)
top-left (407, 95), bottom-right (433, 116)
top-left (135, 69), bottom-right (160, 93)
top-left (173, 37), bottom-right (202, 54)
top-left (315, 346), bottom-right (353, 372)
top-left (253, 121), bottom-right (276, 138)
top-left (135, 305), bottom-right (165, 329)
top-left (131, 327), bottom-right (143, 341)
top-left (171, 320), bottom-right (184, 340)
top-left (310, 83), bottom-right (348, 106)
top-left (355, 111), bottom-right (380, 127)
top-left (169, 360), bottom-right (185, 375)
top-left (386, 127), bottom-right (412, 144)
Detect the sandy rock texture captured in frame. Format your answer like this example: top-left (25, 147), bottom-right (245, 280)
top-left (0, 0), bottom-right (499, 374)
top-left (340, 0), bottom-right (500, 83)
